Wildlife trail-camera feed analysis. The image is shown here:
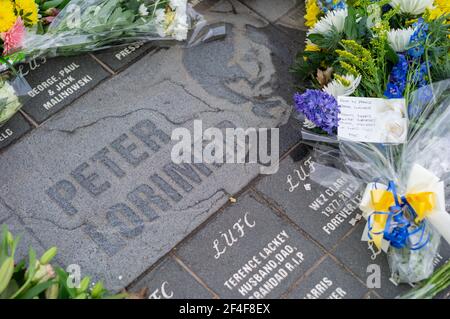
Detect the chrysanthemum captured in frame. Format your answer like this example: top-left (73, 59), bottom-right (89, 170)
top-left (387, 27), bottom-right (414, 52)
top-left (390, 0), bottom-right (434, 15)
top-left (308, 8), bottom-right (348, 35)
top-left (1, 17), bottom-right (25, 55)
top-left (0, 0), bottom-right (17, 33)
top-left (294, 90), bottom-right (339, 134)
top-left (323, 74), bottom-right (362, 98)
top-left (14, 0), bottom-right (39, 26)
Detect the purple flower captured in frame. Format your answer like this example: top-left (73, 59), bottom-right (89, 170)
top-left (294, 89), bottom-right (339, 134)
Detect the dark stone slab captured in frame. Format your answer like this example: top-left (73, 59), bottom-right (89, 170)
top-left (129, 256), bottom-right (213, 299)
top-left (256, 148), bottom-right (364, 250)
top-left (175, 192), bottom-right (324, 299)
top-left (287, 256), bottom-right (368, 299)
top-left (0, 113), bottom-right (31, 151)
top-left (19, 55), bottom-right (110, 123)
top-left (241, 0), bottom-right (298, 22)
top-left (332, 222), bottom-right (450, 299)
top-left (278, 115), bottom-right (302, 155)
top-left (94, 42), bottom-right (158, 72)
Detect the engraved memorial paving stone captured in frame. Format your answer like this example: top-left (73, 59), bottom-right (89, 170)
top-left (256, 151), bottom-right (364, 250)
top-left (241, 0), bottom-right (298, 22)
top-left (20, 55), bottom-right (110, 123)
top-left (175, 193), bottom-right (324, 299)
top-left (287, 256), bottom-right (368, 299)
top-left (0, 2), bottom-right (292, 290)
top-left (129, 256), bottom-right (214, 299)
top-left (94, 42), bottom-right (158, 72)
top-left (0, 113), bottom-right (31, 151)
top-left (332, 222), bottom-right (450, 299)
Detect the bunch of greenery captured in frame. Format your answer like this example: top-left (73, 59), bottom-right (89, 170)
top-left (0, 225), bottom-right (127, 299)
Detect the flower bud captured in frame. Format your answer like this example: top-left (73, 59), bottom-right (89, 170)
top-left (40, 247), bottom-right (57, 265)
top-left (44, 8), bottom-right (60, 17)
top-left (91, 282), bottom-right (104, 298)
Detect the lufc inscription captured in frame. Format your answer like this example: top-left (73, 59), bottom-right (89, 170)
top-left (256, 155), bottom-right (363, 249)
top-left (20, 55), bottom-right (109, 123)
top-left (286, 157), bottom-right (362, 235)
top-left (46, 118), bottom-right (233, 257)
top-left (176, 195), bottom-right (324, 299)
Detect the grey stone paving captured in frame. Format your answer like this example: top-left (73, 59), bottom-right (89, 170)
top-left (0, 0), bottom-right (448, 299)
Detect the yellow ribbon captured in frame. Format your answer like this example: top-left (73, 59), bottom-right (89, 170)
top-left (368, 189), bottom-right (436, 249)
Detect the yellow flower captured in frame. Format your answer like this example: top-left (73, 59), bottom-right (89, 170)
top-left (14, 0), bottom-right (39, 26)
top-left (426, 0), bottom-right (450, 20)
top-left (0, 0), bottom-right (17, 33)
top-left (305, 0), bottom-right (321, 28)
top-left (305, 43), bottom-right (320, 52)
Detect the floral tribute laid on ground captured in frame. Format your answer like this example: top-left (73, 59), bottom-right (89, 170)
top-left (292, 0), bottom-right (449, 298)
top-left (0, 0), bottom-right (205, 126)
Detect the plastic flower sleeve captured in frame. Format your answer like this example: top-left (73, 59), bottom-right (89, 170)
top-left (303, 80), bottom-right (450, 284)
top-left (18, 0), bottom-right (220, 60)
top-left (0, 71), bottom-right (31, 127)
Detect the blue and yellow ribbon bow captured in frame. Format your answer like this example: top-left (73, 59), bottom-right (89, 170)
top-left (367, 181), bottom-right (436, 251)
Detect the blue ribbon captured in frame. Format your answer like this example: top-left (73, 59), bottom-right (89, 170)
top-left (367, 180), bottom-right (430, 250)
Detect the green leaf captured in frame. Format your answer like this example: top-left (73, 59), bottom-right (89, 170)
top-left (19, 280), bottom-right (56, 299)
top-left (0, 257), bottom-right (14, 295)
top-left (0, 279), bottom-right (19, 298)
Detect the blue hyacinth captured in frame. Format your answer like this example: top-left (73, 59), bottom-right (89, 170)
top-left (294, 89), bottom-right (339, 134)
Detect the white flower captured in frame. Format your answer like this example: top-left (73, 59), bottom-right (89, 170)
top-left (0, 81), bottom-right (21, 123)
top-left (170, 0), bottom-right (186, 10)
top-left (323, 74), bottom-right (362, 98)
top-left (155, 8), bottom-right (166, 37)
top-left (308, 8), bottom-right (348, 35)
top-left (138, 4), bottom-right (149, 17)
top-left (390, 0), bottom-right (434, 15)
top-left (387, 27), bottom-right (414, 52)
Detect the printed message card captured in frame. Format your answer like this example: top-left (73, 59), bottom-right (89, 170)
top-left (337, 96), bottom-right (407, 144)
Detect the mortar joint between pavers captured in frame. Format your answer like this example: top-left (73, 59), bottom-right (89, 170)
top-left (170, 251), bottom-right (221, 299)
top-left (89, 53), bottom-right (116, 75)
top-left (280, 252), bottom-right (330, 299)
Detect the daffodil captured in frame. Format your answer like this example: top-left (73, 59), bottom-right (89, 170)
top-left (305, 0), bottom-right (321, 28)
top-left (0, 0), bottom-right (17, 33)
top-left (14, 0), bottom-right (39, 26)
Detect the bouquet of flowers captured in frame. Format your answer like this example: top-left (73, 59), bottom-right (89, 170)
top-left (1, 1), bottom-right (70, 64)
top-left (1, 0), bottom-right (207, 64)
top-left (292, 0), bottom-right (449, 140)
top-left (292, 1), bottom-right (450, 294)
